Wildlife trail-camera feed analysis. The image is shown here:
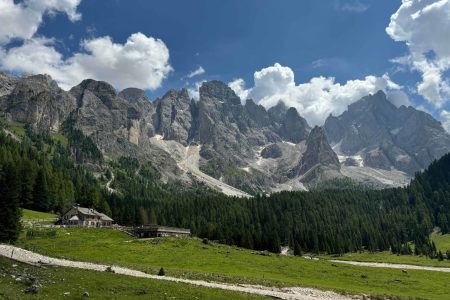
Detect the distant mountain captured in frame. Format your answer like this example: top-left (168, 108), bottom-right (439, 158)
top-left (1, 72), bottom-right (449, 194)
top-left (324, 90), bottom-right (450, 187)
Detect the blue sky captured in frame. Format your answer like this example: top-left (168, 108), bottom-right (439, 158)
top-left (38, 0), bottom-right (404, 95)
top-left (1, 0), bottom-right (449, 128)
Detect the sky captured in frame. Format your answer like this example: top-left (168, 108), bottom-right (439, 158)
top-left (1, 0), bottom-right (450, 129)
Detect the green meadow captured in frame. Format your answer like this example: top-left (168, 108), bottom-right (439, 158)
top-left (0, 256), bottom-right (263, 300)
top-left (15, 227), bottom-right (450, 300)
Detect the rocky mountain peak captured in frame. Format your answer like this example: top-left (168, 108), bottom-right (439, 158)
top-left (281, 107), bottom-right (310, 143)
top-left (267, 101), bottom-right (289, 120)
top-left (347, 90), bottom-right (396, 115)
top-left (288, 126), bottom-right (340, 182)
top-left (74, 79), bottom-right (117, 97)
top-left (71, 79), bottom-right (117, 109)
top-left (24, 74), bottom-right (58, 88)
top-left (119, 88), bottom-right (149, 103)
top-left (324, 91), bottom-right (450, 176)
top-left (244, 99), bottom-right (271, 127)
top-left (0, 72), bottom-right (18, 97)
top-left (2, 73), bottom-right (76, 131)
top-left (304, 126), bottom-right (340, 168)
top-left (200, 81), bottom-right (241, 105)
top-left (155, 88), bottom-right (194, 145)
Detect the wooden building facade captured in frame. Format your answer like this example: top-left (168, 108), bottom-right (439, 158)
top-left (131, 225), bottom-right (191, 238)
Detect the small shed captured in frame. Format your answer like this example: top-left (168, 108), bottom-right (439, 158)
top-left (131, 225), bottom-right (191, 238)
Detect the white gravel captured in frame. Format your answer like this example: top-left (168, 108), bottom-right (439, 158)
top-left (0, 244), bottom-right (354, 300)
top-left (330, 259), bottom-right (450, 272)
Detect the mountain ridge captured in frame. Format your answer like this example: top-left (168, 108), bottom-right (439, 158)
top-left (1, 72), bottom-right (450, 194)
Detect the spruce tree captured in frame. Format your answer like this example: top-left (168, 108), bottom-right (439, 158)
top-left (0, 163), bottom-right (22, 242)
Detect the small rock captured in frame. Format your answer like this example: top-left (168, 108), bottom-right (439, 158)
top-left (64, 292), bottom-right (71, 296)
top-left (25, 285), bottom-right (38, 294)
top-left (12, 264), bottom-right (17, 268)
top-left (82, 291), bottom-right (90, 297)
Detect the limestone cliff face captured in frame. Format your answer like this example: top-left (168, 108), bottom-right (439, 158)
top-left (70, 79), bottom-right (157, 155)
top-left (0, 72), bottom-right (18, 98)
top-left (154, 89), bottom-right (194, 145)
top-left (2, 74), bottom-right (76, 131)
top-left (3, 72), bottom-right (448, 192)
top-left (324, 90), bottom-right (450, 175)
top-left (289, 126), bottom-right (341, 183)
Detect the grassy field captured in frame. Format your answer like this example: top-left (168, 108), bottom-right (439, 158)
top-left (15, 227), bottom-right (450, 300)
top-left (321, 251), bottom-right (450, 267)
top-left (432, 233), bottom-right (450, 253)
top-left (319, 233), bottom-right (450, 268)
top-left (0, 256), bottom-right (263, 300)
top-left (21, 209), bottom-right (58, 221)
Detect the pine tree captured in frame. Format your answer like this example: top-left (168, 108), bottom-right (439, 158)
top-left (0, 163), bottom-right (22, 242)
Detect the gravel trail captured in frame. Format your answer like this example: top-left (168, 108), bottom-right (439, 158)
top-left (0, 244), bottom-right (354, 300)
top-left (330, 259), bottom-right (450, 272)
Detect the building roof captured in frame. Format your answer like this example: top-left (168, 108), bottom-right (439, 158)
top-left (98, 213), bottom-right (113, 221)
top-left (136, 225), bottom-right (191, 234)
top-left (65, 206), bottom-right (114, 222)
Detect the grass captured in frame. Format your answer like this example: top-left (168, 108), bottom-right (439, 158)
top-left (5, 119), bottom-right (25, 137)
top-left (15, 227), bottom-right (450, 300)
top-left (432, 233), bottom-right (450, 253)
top-left (21, 209), bottom-right (58, 221)
top-left (320, 251), bottom-right (450, 267)
top-left (21, 209), bottom-right (58, 227)
top-left (318, 233), bottom-right (450, 268)
top-left (0, 256), bottom-right (263, 300)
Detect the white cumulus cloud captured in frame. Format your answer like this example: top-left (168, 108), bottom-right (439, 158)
top-left (187, 80), bottom-right (206, 100)
top-left (386, 0), bottom-right (450, 108)
top-left (0, 33), bottom-right (172, 90)
top-left (440, 110), bottom-right (450, 133)
top-left (0, 0), bottom-right (81, 44)
top-left (0, 0), bottom-right (172, 91)
top-left (229, 63), bottom-right (403, 126)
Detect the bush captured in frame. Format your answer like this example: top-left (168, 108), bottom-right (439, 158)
top-left (158, 267), bottom-right (165, 276)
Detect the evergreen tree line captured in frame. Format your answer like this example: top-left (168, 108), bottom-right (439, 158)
top-left (0, 130), bottom-right (110, 242)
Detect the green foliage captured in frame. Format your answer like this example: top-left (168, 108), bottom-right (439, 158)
top-left (0, 161), bottom-right (22, 242)
top-left (0, 130), bottom-right (109, 218)
top-left (310, 177), bottom-right (368, 190)
top-left (61, 112), bottom-right (103, 163)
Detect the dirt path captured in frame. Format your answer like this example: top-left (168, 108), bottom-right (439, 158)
top-left (329, 259), bottom-right (450, 272)
top-left (0, 245), bottom-right (353, 300)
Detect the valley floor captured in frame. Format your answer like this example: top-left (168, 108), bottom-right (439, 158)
top-left (0, 256), bottom-right (263, 300)
top-left (0, 245), bottom-right (352, 300)
top-left (8, 227), bottom-right (450, 300)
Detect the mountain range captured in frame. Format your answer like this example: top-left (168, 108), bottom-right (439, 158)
top-left (1, 72), bottom-right (450, 195)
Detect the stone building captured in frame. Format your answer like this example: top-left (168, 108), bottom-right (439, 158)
top-left (61, 206), bottom-right (113, 227)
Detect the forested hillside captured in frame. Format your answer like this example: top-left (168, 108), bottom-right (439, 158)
top-left (1, 123), bottom-right (450, 258)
